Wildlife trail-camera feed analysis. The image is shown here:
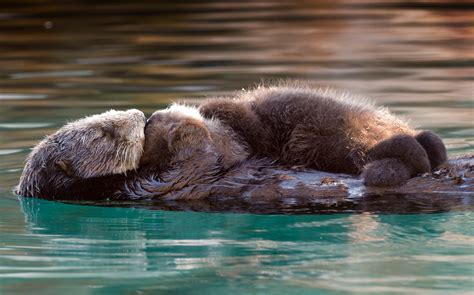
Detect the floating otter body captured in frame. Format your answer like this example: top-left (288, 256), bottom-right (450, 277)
top-left (123, 83), bottom-right (449, 200)
top-left (17, 84), bottom-right (448, 202)
top-left (198, 85), bottom-right (447, 186)
top-left (123, 104), bottom-right (252, 199)
top-left (17, 109), bottom-right (146, 199)
top-left (123, 85), bottom-right (447, 200)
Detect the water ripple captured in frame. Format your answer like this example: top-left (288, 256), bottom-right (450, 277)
top-left (0, 94), bottom-right (47, 100)
top-left (0, 0), bottom-right (472, 293)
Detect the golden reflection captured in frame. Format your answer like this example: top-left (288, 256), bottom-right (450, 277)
top-left (348, 213), bottom-right (385, 243)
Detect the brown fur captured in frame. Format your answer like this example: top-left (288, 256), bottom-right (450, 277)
top-left (139, 104), bottom-right (249, 173)
top-left (198, 84), bottom-right (447, 186)
top-left (415, 130), bottom-right (448, 169)
top-left (17, 109), bottom-right (146, 198)
top-left (121, 106), bottom-right (277, 201)
top-left (199, 99), bottom-right (272, 156)
top-left (18, 84), bottom-right (449, 201)
top-left (361, 158), bottom-right (413, 187)
top-left (123, 105), bottom-right (247, 199)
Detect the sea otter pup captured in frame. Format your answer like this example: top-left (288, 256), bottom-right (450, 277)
top-left (124, 85), bottom-right (447, 200)
top-left (122, 104), bottom-right (248, 197)
top-left (139, 104), bottom-right (249, 171)
top-left (122, 104), bottom-right (266, 200)
top-left (192, 84), bottom-right (447, 186)
top-left (16, 109), bottom-right (146, 199)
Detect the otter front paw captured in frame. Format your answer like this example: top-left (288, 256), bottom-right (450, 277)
top-left (168, 118), bottom-right (211, 153)
top-left (199, 99), bottom-right (248, 123)
top-left (362, 158), bottom-right (412, 187)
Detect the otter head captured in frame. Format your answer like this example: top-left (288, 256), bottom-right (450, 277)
top-left (17, 109), bottom-right (146, 198)
top-left (140, 103), bottom-right (249, 173)
top-left (139, 104), bottom-right (212, 171)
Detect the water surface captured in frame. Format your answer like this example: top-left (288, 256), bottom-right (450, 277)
top-left (0, 0), bottom-right (473, 293)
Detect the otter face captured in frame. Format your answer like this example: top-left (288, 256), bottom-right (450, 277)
top-left (139, 104), bottom-right (211, 170)
top-left (59, 109), bottom-right (146, 177)
top-left (17, 109), bottom-right (146, 197)
top-left (140, 103), bottom-right (250, 172)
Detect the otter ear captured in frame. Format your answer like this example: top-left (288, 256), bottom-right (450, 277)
top-left (167, 119), bottom-right (211, 152)
top-left (55, 159), bottom-right (74, 177)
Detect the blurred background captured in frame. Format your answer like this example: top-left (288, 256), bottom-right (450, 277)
top-left (0, 0), bottom-right (473, 192)
top-left (0, 1), bottom-right (473, 294)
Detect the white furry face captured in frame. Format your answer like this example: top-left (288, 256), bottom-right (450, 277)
top-left (17, 109), bottom-right (146, 197)
top-left (38, 109), bottom-right (145, 178)
top-left (62, 109), bottom-right (146, 177)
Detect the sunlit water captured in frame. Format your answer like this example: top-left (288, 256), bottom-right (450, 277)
top-left (0, 0), bottom-right (473, 293)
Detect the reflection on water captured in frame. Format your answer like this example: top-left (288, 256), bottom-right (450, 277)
top-left (0, 197), bottom-right (472, 294)
top-left (0, 0), bottom-right (473, 293)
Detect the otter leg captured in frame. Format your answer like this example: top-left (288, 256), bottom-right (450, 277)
top-left (415, 131), bottom-right (447, 169)
top-left (199, 99), bottom-right (261, 137)
top-left (363, 135), bottom-right (431, 186)
top-left (199, 99), bottom-right (269, 154)
top-left (199, 99), bottom-right (248, 124)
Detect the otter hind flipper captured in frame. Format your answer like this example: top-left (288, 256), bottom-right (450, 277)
top-left (364, 135), bottom-right (431, 186)
top-left (415, 131), bottom-right (447, 170)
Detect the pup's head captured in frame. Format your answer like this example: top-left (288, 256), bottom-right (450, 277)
top-left (139, 104), bottom-right (212, 171)
top-left (17, 109), bottom-right (146, 197)
top-left (140, 103), bottom-right (250, 174)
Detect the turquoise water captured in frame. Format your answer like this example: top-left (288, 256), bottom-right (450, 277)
top-left (1, 196), bottom-right (473, 294)
top-left (0, 0), bottom-right (473, 293)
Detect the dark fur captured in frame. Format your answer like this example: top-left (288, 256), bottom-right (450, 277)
top-left (199, 85), bottom-right (447, 186)
top-left (199, 99), bottom-right (272, 156)
top-left (123, 111), bottom-right (226, 200)
top-left (415, 131), bottom-right (448, 169)
top-left (18, 84), bottom-right (448, 201)
top-left (121, 110), bottom-right (269, 201)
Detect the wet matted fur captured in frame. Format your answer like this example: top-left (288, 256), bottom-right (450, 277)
top-left (122, 83), bottom-right (448, 200)
top-left (17, 83), bottom-right (449, 202)
top-left (17, 109), bottom-right (146, 198)
top-left (197, 83), bottom-right (447, 186)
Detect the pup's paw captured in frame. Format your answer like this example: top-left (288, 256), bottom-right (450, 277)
top-left (199, 99), bottom-right (248, 122)
top-left (168, 118), bottom-right (211, 153)
top-left (369, 134), bottom-right (431, 174)
top-left (415, 131), bottom-right (447, 170)
top-left (362, 158), bottom-right (412, 187)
